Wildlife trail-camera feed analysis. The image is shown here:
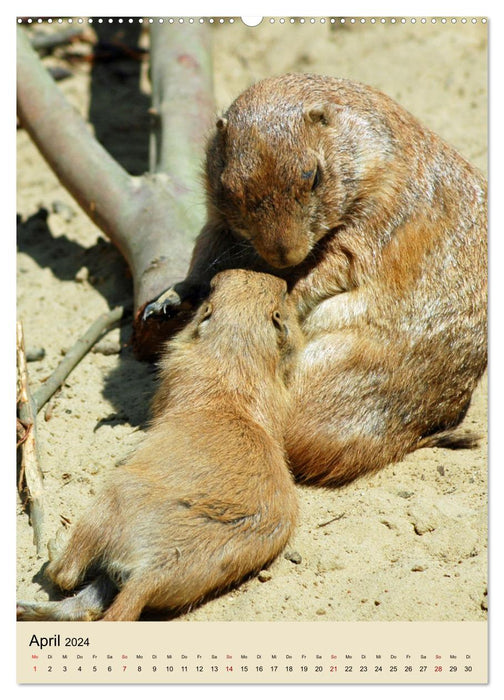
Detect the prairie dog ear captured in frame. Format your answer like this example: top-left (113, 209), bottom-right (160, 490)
top-left (193, 302), bottom-right (213, 337)
top-left (198, 302), bottom-right (213, 322)
top-left (272, 309), bottom-right (289, 346)
top-left (304, 103), bottom-right (338, 126)
top-left (209, 273), bottom-right (221, 290)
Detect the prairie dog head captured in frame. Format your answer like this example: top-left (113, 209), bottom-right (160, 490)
top-left (190, 269), bottom-right (301, 366)
top-left (153, 270), bottom-right (302, 419)
top-left (206, 108), bottom-right (341, 269)
top-left (205, 81), bottom-right (351, 269)
top-left (205, 74), bottom-right (400, 270)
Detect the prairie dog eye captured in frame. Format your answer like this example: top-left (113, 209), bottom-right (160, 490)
top-left (302, 165), bottom-right (322, 192)
top-left (311, 165), bottom-right (321, 191)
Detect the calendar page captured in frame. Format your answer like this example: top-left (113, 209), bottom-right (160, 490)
top-left (15, 13), bottom-right (488, 686)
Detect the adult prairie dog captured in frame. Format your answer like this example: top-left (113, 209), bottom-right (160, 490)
top-left (145, 73), bottom-right (487, 485)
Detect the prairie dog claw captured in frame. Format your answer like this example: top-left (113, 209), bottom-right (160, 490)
top-left (142, 288), bottom-right (182, 321)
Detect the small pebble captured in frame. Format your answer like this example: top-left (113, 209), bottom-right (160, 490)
top-left (437, 465), bottom-right (446, 476)
top-left (316, 608), bottom-right (326, 616)
top-left (284, 551), bottom-right (302, 564)
top-left (411, 564), bottom-right (428, 572)
top-left (397, 490), bottom-right (414, 499)
top-left (26, 347), bottom-right (46, 362)
top-left (258, 570), bottom-right (272, 582)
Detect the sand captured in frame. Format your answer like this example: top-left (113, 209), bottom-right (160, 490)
top-left (16, 17), bottom-right (487, 622)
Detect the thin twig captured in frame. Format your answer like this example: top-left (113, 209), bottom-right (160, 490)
top-left (17, 321), bottom-right (46, 556)
top-left (16, 417), bottom-right (31, 450)
top-left (32, 306), bottom-right (125, 414)
top-left (317, 513), bottom-right (346, 528)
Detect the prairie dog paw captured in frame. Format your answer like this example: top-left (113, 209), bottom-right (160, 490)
top-left (142, 287), bottom-right (182, 321)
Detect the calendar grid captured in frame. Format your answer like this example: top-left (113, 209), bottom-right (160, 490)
top-left (17, 621), bottom-right (487, 684)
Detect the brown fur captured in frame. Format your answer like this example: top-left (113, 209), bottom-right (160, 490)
top-left (157, 73), bottom-right (487, 486)
top-left (17, 270), bottom-right (301, 621)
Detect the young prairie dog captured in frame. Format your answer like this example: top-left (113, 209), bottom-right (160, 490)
top-left (17, 270), bottom-right (301, 621)
top-left (145, 73), bottom-right (487, 486)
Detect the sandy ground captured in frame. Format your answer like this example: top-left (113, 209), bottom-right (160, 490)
top-left (16, 17), bottom-right (487, 622)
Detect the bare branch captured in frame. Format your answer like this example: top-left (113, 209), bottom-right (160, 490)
top-left (16, 25), bottom-right (215, 359)
top-left (30, 26), bottom-right (85, 52)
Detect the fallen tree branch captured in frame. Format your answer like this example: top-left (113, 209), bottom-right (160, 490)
top-left (32, 305), bottom-right (125, 414)
top-left (17, 322), bottom-right (46, 556)
top-left (30, 26), bottom-right (85, 53)
top-left (17, 24), bottom-right (214, 359)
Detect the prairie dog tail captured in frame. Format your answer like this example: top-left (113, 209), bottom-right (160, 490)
top-left (417, 429), bottom-right (480, 451)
